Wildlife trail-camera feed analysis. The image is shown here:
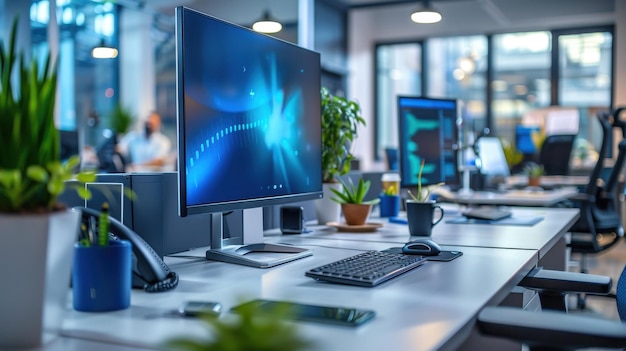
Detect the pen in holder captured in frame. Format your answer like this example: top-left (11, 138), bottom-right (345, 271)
top-left (72, 203), bottom-right (132, 312)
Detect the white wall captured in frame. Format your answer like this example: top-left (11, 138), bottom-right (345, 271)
top-left (348, 0), bottom-right (620, 171)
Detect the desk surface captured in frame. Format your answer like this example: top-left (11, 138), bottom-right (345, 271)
top-left (58, 243), bottom-right (537, 351)
top-left (505, 175), bottom-right (589, 188)
top-left (436, 187), bottom-right (579, 207)
top-left (294, 207), bottom-right (578, 261)
top-left (46, 208), bottom-right (577, 351)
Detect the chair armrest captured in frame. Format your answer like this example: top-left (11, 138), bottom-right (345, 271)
top-left (478, 306), bottom-right (626, 349)
top-left (520, 267), bottom-right (612, 294)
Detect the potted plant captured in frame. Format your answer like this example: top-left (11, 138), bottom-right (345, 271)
top-left (330, 177), bottom-right (380, 226)
top-left (109, 102), bottom-right (134, 136)
top-left (523, 162), bottom-right (545, 187)
top-left (164, 298), bottom-right (313, 351)
top-left (0, 17), bottom-right (95, 348)
top-left (316, 87), bottom-right (366, 225)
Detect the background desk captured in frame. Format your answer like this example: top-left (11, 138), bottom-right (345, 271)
top-left (436, 187), bottom-right (579, 207)
top-left (290, 207), bottom-right (579, 270)
top-left (505, 175), bottom-right (589, 188)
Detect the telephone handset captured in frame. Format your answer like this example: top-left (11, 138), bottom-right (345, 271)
top-left (77, 207), bottom-right (179, 292)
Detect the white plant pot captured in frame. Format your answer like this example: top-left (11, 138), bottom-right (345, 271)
top-left (0, 209), bottom-right (80, 348)
top-left (314, 183), bottom-right (342, 225)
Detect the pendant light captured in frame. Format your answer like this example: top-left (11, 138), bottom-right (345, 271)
top-left (411, 0), bottom-right (442, 24)
top-left (252, 10), bottom-right (282, 34)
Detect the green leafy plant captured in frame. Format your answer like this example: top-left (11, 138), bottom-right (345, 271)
top-left (523, 162), bottom-right (545, 177)
top-left (164, 299), bottom-right (313, 351)
top-left (109, 103), bottom-right (134, 135)
top-left (329, 178), bottom-right (380, 205)
top-left (320, 87), bottom-right (366, 183)
top-left (407, 160), bottom-right (444, 202)
top-left (0, 17), bottom-right (95, 213)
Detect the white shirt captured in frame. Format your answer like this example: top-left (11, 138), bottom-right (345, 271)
top-left (118, 131), bottom-right (172, 170)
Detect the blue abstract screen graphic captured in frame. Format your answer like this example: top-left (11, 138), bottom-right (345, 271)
top-left (397, 96), bottom-right (459, 189)
top-left (177, 8), bottom-right (322, 216)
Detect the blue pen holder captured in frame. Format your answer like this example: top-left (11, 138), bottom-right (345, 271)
top-left (72, 240), bottom-right (132, 312)
top-left (379, 194), bottom-right (400, 217)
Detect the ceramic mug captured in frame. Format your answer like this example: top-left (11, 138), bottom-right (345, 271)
top-left (405, 201), bottom-right (444, 236)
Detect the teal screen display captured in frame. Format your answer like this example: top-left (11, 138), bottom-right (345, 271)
top-left (397, 96), bottom-right (459, 189)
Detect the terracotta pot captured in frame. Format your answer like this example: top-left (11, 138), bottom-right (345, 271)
top-left (341, 203), bottom-right (372, 226)
top-left (528, 176), bottom-right (541, 187)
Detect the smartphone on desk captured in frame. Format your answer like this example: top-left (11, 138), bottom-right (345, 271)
top-left (231, 299), bottom-right (376, 327)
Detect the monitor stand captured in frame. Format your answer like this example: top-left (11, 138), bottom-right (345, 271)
top-left (205, 208), bottom-right (312, 268)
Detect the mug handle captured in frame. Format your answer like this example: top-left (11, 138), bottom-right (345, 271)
top-left (432, 205), bottom-right (444, 226)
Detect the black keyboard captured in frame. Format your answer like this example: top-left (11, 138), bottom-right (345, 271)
top-left (305, 251), bottom-right (427, 287)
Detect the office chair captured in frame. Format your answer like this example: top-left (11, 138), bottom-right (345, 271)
top-left (539, 134), bottom-right (576, 175)
top-left (564, 110), bottom-right (626, 309)
top-left (477, 264), bottom-right (625, 351)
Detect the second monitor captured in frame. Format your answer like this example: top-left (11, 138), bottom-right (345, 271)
top-left (397, 96), bottom-right (460, 190)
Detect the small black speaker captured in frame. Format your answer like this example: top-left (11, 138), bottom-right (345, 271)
top-left (280, 206), bottom-right (305, 234)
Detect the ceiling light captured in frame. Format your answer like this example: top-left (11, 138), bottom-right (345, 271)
top-left (91, 39), bottom-right (118, 59)
top-left (252, 10), bottom-right (282, 34)
top-left (411, 0), bottom-right (442, 24)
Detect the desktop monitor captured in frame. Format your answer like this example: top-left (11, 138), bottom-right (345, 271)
top-left (175, 7), bottom-right (323, 268)
top-left (475, 137), bottom-right (510, 177)
top-left (397, 96), bottom-right (459, 189)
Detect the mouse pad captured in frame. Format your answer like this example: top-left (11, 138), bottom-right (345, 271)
top-left (381, 247), bottom-right (463, 262)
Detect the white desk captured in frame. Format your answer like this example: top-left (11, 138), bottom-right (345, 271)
top-left (505, 175), bottom-right (589, 188)
top-left (56, 243), bottom-right (538, 351)
top-left (40, 208), bottom-right (577, 351)
top-left (292, 207), bottom-right (579, 264)
top-left (436, 187), bottom-right (579, 207)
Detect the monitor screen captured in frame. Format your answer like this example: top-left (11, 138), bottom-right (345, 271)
top-left (397, 96), bottom-right (459, 189)
top-left (176, 7), bottom-right (322, 217)
top-left (476, 137), bottom-right (510, 176)
top-left (175, 7), bottom-right (321, 267)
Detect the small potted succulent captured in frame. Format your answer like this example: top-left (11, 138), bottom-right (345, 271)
top-left (330, 177), bottom-right (380, 226)
top-left (379, 174), bottom-right (401, 217)
top-left (523, 162), bottom-right (544, 187)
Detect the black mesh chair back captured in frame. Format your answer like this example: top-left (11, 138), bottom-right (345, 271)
top-left (567, 109), bottom-right (626, 308)
top-left (539, 134), bottom-right (576, 175)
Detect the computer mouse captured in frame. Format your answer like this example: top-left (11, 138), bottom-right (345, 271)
top-left (402, 238), bottom-right (442, 256)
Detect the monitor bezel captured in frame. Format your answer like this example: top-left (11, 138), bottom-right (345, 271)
top-left (396, 95), bottom-right (460, 189)
top-left (175, 6), bottom-right (323, 218)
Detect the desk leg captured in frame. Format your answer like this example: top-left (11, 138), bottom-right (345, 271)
top-left (538, 236), bottom-right (567, 271)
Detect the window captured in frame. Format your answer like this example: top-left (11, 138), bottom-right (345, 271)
top-left (374, 27), bottom-right (613, 159)
top-left (375, 43), bottom-right (422, 158)
top-left (492, 31), bottom-right (551, 142)
top-left (427, 35), bottom-right (488, 134)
